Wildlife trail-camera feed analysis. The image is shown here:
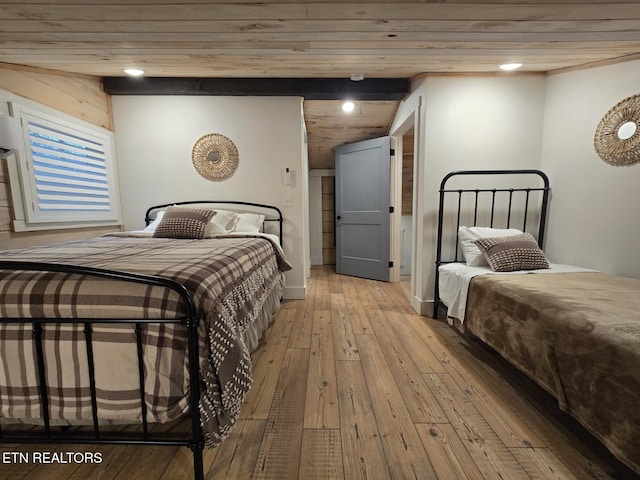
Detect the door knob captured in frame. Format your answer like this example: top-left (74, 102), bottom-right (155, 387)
top-left (336, 215), bottom-right (342, 220)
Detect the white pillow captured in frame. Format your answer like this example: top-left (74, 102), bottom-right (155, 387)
top-left (234, 213), bottom-right (265, 233)
top-left (143, 210), bottom-right (165, 232)
top-left (457, 226), bottom-right (523, 266)
top-left (208, 210), bottom-right (239, 234)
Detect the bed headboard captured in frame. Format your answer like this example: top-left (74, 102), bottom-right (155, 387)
top-left (433, 169), bottom-right (550, 317)
top-left (144, 200), bottom-right (284, 246)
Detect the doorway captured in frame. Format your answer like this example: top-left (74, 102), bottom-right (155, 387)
top-left (390, 115), bottom-right (417, 303)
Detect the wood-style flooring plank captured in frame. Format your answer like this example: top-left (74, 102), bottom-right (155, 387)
top-left (363, 280), bottom-right (396, 312)
top-left (288, 274), bottom-right (315, 349)
top-left (510, 447), bottom-right (581, 480)
top-left (335, 360), bottom-right (390, 480)
top-left (241, 305), bottom-right (298, 420)
top-left (111, 444), bottom-right (179, 480)
top-left (65, 426), bottom-right (149, 480)
top-left (304, 310), bottom-right (340, 429)
top-left (415, 423), bottom-right (485, 480)
top-left (251, 348), bottom-right (309, 479)
top-left (206, 419), bottom-right (266, 480)
top-left (415, 316), bottom-right (546, 449)
top-left (330, 292), bottom-right (360, 361)
top-left (385, 279), bottom-right (416, 315)
top-left (299, 429), bottom-right (344, 480)
top-left (338, 274), bottom-right (374, 335)
top-left (402, 313), bottom-right (457, 372)
top-left (384, 310), bottom-right (447, 374)
top-left (356, 334), bottom-right (438, 479)
top-left (367, 308), bottom-right (448, 424)
top-left (350, 276), bottom-right (380, 311)
top-left (313, 266), bottom-right (331, 311)
top-left (424, 372), bottom-right (530, 479)
top-left (162, 443), bottom-right (219, 480)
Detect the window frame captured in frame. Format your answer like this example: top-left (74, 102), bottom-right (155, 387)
top-left (3, 100), bottom-right (122, 232)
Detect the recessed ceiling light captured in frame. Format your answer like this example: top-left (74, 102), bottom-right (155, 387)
top-left (350, 74), bottom-right (365, 82)
top-left (124, 68), bottom-right (145, 77)
top-left (342, 101), bottom-right (355, 113)
top-left (499, 63), bottom-right (523, 71)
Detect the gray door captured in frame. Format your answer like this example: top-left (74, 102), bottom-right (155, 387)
top-left (335, 136), bottom-right (391, 281)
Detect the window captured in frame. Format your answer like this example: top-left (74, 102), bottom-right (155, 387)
top-left (3, 101), bottom-right (122, 231)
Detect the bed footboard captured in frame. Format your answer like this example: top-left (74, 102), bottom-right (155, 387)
top-left (0, 261), bottom-right (205, 480)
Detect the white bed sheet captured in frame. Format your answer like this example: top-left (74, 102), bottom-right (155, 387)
top-left (438, 262), bottom-right (597, 322)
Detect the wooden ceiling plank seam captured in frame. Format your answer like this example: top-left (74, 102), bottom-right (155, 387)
top-left (3, 19), bottom-right (640, 35)
top-left (0, 4), bottom-right (309, 21)
top-left (4, 33), bottom-right (640, 44)
top-left (3, 0), bottom-right (640, 3)
top-left (2, 3), bottom-right (640, 22)
top-left (3, 45), bottom-right (640, 55)
top-left (307, 3), bottom-right (640, 21)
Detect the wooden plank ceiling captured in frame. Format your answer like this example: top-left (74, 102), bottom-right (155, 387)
top-left (1, 0), bottom-right (639, 169)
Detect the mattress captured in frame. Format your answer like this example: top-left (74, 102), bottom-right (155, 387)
top-left (0, 234), bottom-right (292, 447)
top-left (438, 262), bottom-right (595, 322)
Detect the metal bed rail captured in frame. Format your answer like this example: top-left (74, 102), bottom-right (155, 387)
top-left (144, 200), bottom-right (284, 246)
top-left (0, 261), bottom-right (205, 480)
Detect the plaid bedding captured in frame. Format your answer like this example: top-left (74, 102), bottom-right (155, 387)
top-left (0, 235), bottom-right (292, 447)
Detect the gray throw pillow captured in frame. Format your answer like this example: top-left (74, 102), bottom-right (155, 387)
top-left (473, 233), bottom-right (550, 272)
top-left (152, 206), bottom-right (216, 239)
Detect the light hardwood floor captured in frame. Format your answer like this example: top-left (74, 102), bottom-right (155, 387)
top-left (2, 266), bottom-right (638, 480)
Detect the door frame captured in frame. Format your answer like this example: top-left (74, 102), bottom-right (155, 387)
top-left (389, 119), bottom-right (413, 283)
top-left (389, 96), bottom-right (423, 313)
top-left (389, 135), bottom-right (402, 283)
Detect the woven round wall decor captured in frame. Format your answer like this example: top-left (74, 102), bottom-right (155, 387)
top-left (593, 93), bottom-right (640, 166)
top-left (191, 133), bottom-right (239, 181)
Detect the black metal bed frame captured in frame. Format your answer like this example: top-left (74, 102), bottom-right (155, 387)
top-left (433, 169), bottom-right (550, 319)
top-left (145, 200), bottom-right (284, 246)
top-left (0, 200), bottom-right (284, 480)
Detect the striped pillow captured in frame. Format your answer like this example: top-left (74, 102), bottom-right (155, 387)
top-left (152, 206), bottom-right (216, 239)
top-left (473, 233), bottom-right (550, 272)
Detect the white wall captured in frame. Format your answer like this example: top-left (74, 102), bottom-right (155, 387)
top-left (111, 95), bottom-right (307, 299)
top-left (540, 60), bottom-right (640, 277)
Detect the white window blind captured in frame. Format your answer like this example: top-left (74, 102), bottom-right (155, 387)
top-left (27, 118), bottom-right (112, 212)
top-left (6, 102), bottom-right (122, 231)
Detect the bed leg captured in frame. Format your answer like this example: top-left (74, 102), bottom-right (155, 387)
top-left (192, 446), bottom-right (204, 480)
top-left (186, 313), bottom-right (204, 480)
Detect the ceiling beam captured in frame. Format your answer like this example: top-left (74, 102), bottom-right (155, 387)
top-left (101, 77), bottom-right (410, 100)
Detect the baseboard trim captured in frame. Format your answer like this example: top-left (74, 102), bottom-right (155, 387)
top-left (284, 286), bottom-right (306, 300)
top-left (411, 296), bottom-right (433, 317)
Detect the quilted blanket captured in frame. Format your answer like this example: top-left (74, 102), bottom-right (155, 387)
top-left (465, 271), bottom-right (640, 474)
top-left (0, 235), bottom-right (292, 447)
